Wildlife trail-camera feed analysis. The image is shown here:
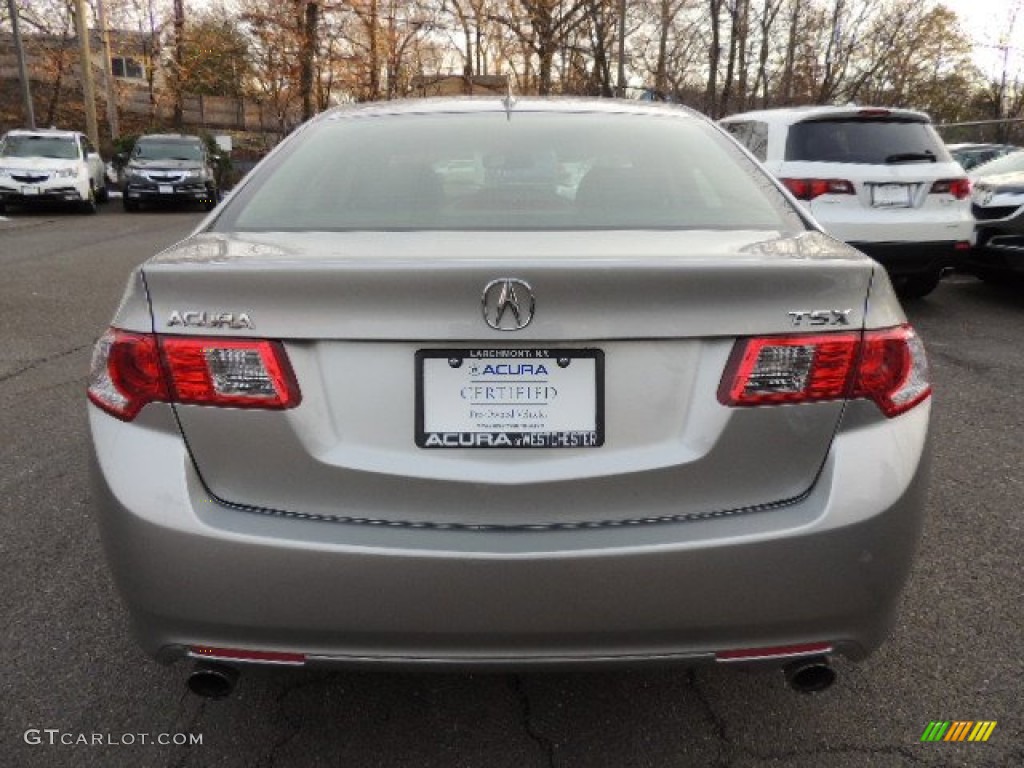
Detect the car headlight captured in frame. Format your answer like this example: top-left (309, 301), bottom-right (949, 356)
top-left (54, 166), bottom-right (80, 178)
top-left (0, 167), bottom-right (15, 177)
top-left (184, 169), bottom-right (203, 180)
top-left (125, 167), bottom-right (147, 182)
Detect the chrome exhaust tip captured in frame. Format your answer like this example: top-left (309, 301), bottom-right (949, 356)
top-left (783, 656), bottom-right (836, 693)
top-left (187, 662), bottom-right (239, 699)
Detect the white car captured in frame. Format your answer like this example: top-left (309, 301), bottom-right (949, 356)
top-left (721, 106), bottom-right (974, 298)
top-left (0, 128), bottom-right (109, 213)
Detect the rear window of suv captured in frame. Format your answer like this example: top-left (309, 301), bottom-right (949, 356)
top-left (785, 118), bottom-right (951, 165)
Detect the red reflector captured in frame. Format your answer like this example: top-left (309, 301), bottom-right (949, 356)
top-left (189, 646), bottom-right (306, 665)
top-left (716, 642), bottom-right (833, 661)
top-left (780, 178), bottom-right (854, 201)
top-left (954, 241), bottom-right (971, 251)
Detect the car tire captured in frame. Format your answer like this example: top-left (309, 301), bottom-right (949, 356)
top-left (123, 198), bottom-right (139, 212)
top-left (81, 186), bottom-right (98, 214)
top-left (897, 272), bottom-right (940, 300)
top-left (97, 185), bottom-right (110, 203)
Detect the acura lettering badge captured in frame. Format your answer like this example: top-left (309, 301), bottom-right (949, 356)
top-left (482, 278), bottom-right (535, 331)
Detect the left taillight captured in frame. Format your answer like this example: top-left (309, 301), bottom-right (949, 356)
top-left (88, 329), bottom-right (301, 422)
top-left (718, 325), bottom-right (931, 418)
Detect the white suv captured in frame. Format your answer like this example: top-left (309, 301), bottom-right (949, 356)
top-left (721, 106), bottom-right (973, 298)
top-left (0, 128), bottom-right (108, 214)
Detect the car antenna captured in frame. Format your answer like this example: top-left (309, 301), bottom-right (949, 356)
top-left (502, 77), bottom-right (516, 121)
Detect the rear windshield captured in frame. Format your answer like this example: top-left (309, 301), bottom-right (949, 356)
top-left (785, 118), bottom-right (951, 164)
top-left (1, 135), bottom-right (79, 160)
top-left (215, 111), bottom-right (805, 232)
top-left (134, 140), bottom-right (204, 161)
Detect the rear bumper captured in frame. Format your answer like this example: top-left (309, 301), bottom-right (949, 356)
top-left (960, 235), bottom-right (1024, 277)
top-left (90, 400), bottom-right (931, 669)
top-left (848, 240), bottom-right (965, 278)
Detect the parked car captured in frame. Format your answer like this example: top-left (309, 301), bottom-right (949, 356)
top-left (0, 128), bottom-right (108, 213)
top-left (968, 148), bottom-right (1024, 179)
top-left (962, 151), bottom-right (1024, 279)
top-left (947, 142), bottom-right (1019, 171)
top-left (120, 133), bottom-right (219, 212)
top-left (89, 99), bottom-right (933, 699)
top-left (721, 106), bottom-right (973, 298)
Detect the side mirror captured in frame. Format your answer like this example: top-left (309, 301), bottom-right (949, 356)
top-left (115, 152), bottom-right (127, 164)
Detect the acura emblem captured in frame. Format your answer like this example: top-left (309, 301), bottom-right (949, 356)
top-left (482, 278), bottom-right (535, 331)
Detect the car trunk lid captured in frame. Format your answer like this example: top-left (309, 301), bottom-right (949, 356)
top-left (141, 229), bottom-right (875, 527)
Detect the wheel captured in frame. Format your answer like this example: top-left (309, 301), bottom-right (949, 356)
top-left (896, 272), bottom-right (940, 300)
top-left (80, 185), bottom-right (98, 214)
top-left (203, 198), bottom-right (217, 212)
top-left (97, 185), bottom-right (110, 203)
top-left (123, 197), bottom-right (139, 212)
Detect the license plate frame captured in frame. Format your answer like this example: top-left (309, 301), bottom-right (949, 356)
top-left (158, 184), bottom-right (174, 195)
top-left (21, 186), bottom-right (40, 196)
top-left (416, 348), bottom-right (604, 449)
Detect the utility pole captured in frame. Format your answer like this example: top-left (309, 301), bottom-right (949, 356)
top-left (96, 0), bottom-right (120, 140)
top-left (73, 0), bottom-right (100, 147)
top-left (7, 0), bottom-right (35, 128)
top-left (173, 0), bottom-right (185, 129)
top-left (616, 0), bottom-right (626, 97)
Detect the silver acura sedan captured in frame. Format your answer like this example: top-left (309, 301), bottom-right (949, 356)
top-left (88, 99), bottom-right (932, 698)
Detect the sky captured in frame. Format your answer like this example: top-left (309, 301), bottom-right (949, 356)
top-left (935, 0), bottom-right (1024, 78)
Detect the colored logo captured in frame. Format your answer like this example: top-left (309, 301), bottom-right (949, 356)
top-left (920, 721), bottom-right (997, 742)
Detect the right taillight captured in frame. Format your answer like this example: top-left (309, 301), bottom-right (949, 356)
top-left (719, 325), bottom-right (930, 418)
top-left (930, 178), bottom-right (970, 199)
top-left (852, 326), bottom-right (931, 417)
top-left (780, 178), bottom-right (855, 201)
top-left (87, 329), bottom-right (301, 421)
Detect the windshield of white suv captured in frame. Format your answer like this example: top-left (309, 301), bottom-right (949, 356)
top-left (1, 135), bottom-right (79, 160)
top-left (133, 141), bottom-right (204, 162)
top-left (785, 119), bottom-right (951, 165)
top-left (218, 111), bottom-right (806, 232)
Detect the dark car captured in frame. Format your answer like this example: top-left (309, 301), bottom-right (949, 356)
top-left (121, 134), bottom-right (219, 212)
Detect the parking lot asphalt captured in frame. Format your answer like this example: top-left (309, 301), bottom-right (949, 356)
top-left (0, 204), bottom-right (1020, 767)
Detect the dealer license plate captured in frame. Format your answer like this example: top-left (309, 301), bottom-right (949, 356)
top-left (416, 348), bottom-right (604, 448)
top-left (871, 183), bottom-right (912, 208)
top-left (159, 184), bottom-right (174, 195)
